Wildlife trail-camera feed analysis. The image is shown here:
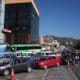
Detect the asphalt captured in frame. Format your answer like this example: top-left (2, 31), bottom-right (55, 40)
top-left (42, 66), bottom-right (78, 80)
top-left (0, 66), bottom-right (78, 80)
top-left (72, 65), bottom-right (80, 80)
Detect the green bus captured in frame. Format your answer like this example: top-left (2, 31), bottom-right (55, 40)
top-left (6, 44), bottom-right (42, 54)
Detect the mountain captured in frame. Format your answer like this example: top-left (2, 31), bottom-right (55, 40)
top-left (43, 35), bottom-right (80, 45)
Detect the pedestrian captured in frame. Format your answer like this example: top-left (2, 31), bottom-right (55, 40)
top-left (74, 52), bottom-right (79, 66)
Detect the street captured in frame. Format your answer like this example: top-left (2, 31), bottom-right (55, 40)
top-left (0, 66), bottom-right (78, 80)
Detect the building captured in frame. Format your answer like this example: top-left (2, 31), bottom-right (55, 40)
top-left (3, 0), bottom-right (39, 44)
top-left (0, 0), bottom-right (5, 43)
top-left (52, 40), bottom-right (60, 47)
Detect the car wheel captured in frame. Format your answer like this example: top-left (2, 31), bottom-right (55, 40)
top-left (44, 65), bottom-right (47, 70)
top-left (56, 63), bottom-right (60, 67)
top-left (27, 67), bottom-right (32, 73)
top-left (3, 70), bottom-right (10, 76)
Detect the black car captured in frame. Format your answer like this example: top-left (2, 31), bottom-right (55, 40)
top-left (0, 57), bottom-right (34, 76)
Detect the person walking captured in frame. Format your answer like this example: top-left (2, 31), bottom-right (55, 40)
top-left (74, 52), bottom-right (79, 66)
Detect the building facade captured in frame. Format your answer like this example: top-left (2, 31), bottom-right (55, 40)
top-left (3, 0), bottom-right (39, 44)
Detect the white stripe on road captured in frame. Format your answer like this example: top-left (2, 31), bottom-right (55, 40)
top-left (41, 69), bottom-right (48, 80)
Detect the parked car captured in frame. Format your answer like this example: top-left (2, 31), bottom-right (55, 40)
top-left (35, 56), bottom-right (61, 69)
top-left (0, 57), bottom-right (34, 76)
top-left (40, 51), bottom-right (61, 58)
top-left (41, 50), bottom-right (56, 56)
top-left (4, 52), bottom-right (16, 58)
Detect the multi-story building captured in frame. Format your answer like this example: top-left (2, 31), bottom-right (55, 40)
top-left (3, 0), bottom-right (39, 44)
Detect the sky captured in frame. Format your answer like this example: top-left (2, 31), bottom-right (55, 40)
top-left (35, 0), bottom-right (80, 38)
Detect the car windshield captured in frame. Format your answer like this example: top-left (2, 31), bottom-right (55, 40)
top-left (40, 57), bottom-right (46, 61)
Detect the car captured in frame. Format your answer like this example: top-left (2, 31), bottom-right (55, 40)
top-left (34, 56), bottom-right (61, 69)
top-left (40, 51), bottom-right (62, 58)
top-left (41, 50), bottom-right (55, 56)
top-left (4, 52), bottom-right (17, 58)
top-left (0, 57), bottom-right (34, 76)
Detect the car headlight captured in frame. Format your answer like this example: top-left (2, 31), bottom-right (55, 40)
top-left (0, 66), bottom-right (6, 70)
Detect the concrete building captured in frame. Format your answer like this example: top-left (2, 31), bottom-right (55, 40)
top-left (0, 0), bottom-right (5, 43)
top-left (3, 0), bottom-right (39, 44)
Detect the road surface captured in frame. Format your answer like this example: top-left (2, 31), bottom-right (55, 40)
top-left (0, 66), bottom-right (78, 80)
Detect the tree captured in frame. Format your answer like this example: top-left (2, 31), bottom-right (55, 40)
top-left (75, 40), bottom-right (80, 49)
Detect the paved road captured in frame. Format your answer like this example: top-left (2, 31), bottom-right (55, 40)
top-left (72, 65), bottom-right (80, 80)
top-left (0, 66), bottom-right (78, 80)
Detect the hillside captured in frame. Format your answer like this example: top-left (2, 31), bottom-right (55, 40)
top-left (43, 35), bottom-right (80, 45)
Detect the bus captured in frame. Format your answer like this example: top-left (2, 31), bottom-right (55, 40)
top-left (6, 44), bottom-right (42, 54)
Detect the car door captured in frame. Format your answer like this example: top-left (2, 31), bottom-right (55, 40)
top-left (52, 56), bottom-right (58, 66)
top-left (13, 58), bottom-right (23, 72)
top-left (46, 56), bottom-right (53, 67)
top-left (20, 58), bottom-right (28, 71)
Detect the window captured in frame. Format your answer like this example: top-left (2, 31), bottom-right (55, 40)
top-left (40, 57), bottom-right (46, 61)
top-left (48, 57), bottom-right (52, 60)
top-left (14, 58), bottom-right (21, 64)
top-left (52, 56), bottom-right (56, 59)
top-left (21, 58), bottom-right (30, 62)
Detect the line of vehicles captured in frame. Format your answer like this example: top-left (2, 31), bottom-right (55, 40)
top-left (0, 44), bottom-right (61, 76)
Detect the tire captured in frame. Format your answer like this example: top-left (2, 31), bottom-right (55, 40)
top-left (56, 63), bottom-right (60, 67)
top-left (27, 67), bottom-right (32, 73)
top-left (3, 70), bottom-right (10, 76)
top-left (43, 65), bottom-right (47, 70)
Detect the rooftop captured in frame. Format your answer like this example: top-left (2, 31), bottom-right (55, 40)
top-left (5, 0), bottom-right (39, 16)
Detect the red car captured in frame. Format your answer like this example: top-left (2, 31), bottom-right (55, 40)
top-left (35, 56), bottom-right (61, 69)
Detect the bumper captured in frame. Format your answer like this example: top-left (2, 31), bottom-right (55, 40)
top-left (35, 64), bottom-right (44, 69)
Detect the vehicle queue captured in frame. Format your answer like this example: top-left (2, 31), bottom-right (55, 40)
top-left (0, 50), bottom-right (61, 76)
top-left (0, 46), bottom-right (80, 76)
